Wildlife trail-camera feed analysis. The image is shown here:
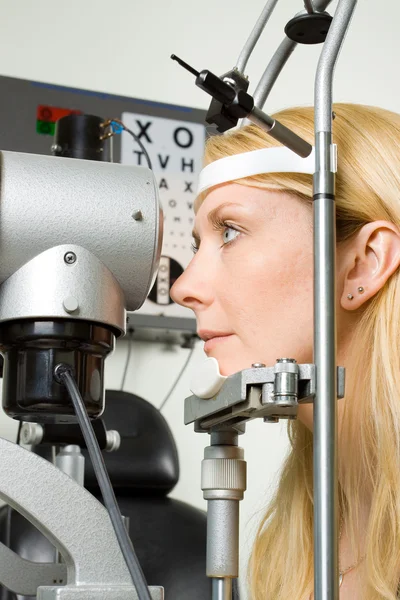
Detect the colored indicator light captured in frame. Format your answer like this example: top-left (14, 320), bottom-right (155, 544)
top-left (36, 120), bottom-right (56, 135)
top-left (37, 105), bottom-right (82, 123)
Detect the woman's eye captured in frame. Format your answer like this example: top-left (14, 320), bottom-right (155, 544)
top-left (222, 226), bottom-right (240, 245)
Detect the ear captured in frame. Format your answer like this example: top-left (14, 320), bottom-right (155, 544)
top-left (339, 221), bottom-right (400, 310)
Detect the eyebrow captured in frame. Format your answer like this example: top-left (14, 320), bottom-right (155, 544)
top-left (191, 202), bottom-right (244, 243)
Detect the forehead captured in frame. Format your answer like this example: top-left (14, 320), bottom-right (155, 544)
top-left (192, 183), bottom-right (311, 240)
top-left (194, 183), bottom-right (281, 229)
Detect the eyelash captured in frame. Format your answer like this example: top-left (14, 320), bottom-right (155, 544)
top-left (191, 218), bottom-right (240, 254)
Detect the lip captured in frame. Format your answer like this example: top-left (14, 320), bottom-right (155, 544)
top-left (197, 330), bottom-right (234, 353)
top-left (203, 335), bottom-right (233, 353)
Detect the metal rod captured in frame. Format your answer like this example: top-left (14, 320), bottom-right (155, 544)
top-left (312, 2), bottom-right (357, 600)
top-left (55, 445), bottom-right (85, 487)
top-left (304, 0), bottom-right (315, 13)
top-left (207, 500), bottom-right (239, 578)
top-left (236, 0), bottom-right (280, 74)
top-left (54, 444), bottom-right (86, 564)
top-left (248, 106), bottom-right (312, 157)
top-left (170, 54), bottom-right (200, 77)
top-left (314, 0), bottom-right (357, 132)
top-left (252, 38), bottom-right (297, 111)
top-left (203, 430), bottom-right (245, 600)
top-left (212, 578), bottom-right (233, 600)
top-left (313, 0), bottom-right (333, 11)
top-left (252, 0), bottom-right (333, 111)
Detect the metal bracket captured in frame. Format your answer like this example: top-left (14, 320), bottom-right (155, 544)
top-left (185, 363), bottom-right (345, 431)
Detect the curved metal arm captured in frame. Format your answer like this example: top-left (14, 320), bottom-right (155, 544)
top-left (0, 541), bottom-right (66, 595)
top-left (0, 437), bottom-right (132, 586)
top-left (236, 0), bottom-right (280, 74)
top-left (252, 0), bottom-right (333, 111)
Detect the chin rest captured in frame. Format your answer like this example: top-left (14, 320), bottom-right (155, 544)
top-left (0, 390), bottom-right (231, 599)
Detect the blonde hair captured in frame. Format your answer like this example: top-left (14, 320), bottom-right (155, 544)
top-left (200, 104), bottom-right (400, 599)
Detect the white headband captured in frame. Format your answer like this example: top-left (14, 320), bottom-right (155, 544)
top-left (197, 146), bottom-right (317, 195)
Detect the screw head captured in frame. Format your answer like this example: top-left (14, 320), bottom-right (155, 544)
top-left (252, 363), bottom-right (266, 368)
top-left (64, 252), bottom-right (77, 264)
top-left (132, 210), bottom-right (143, 221)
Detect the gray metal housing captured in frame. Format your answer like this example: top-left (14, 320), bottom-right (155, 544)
top-left (0, 150), bottom-right (161, 316)
top-left (0, 244), bottom-right (126, 334)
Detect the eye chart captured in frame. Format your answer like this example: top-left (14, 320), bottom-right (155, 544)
top-left (120, 112), bottom-right (205, 319)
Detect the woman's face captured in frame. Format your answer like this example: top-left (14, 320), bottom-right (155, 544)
top-left (170, 182), bottom-right (315, 377)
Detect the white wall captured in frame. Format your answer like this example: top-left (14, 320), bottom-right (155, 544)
top-left (0, 0), bottom-right (399, 597)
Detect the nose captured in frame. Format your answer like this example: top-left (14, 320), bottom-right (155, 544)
top-left (170, 254), bottom-right (215, 312)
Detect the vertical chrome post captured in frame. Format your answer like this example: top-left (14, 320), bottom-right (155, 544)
top-left (202, 430), bottom-right (247, 600)
top-left (212, 577), bottom-right (233, 600)
top-left (313, 1), bottom-right (357, 599)
top-left (55, 445), bottom-right (85, 486)
top-left (54, 444), bottom-right (85, 563)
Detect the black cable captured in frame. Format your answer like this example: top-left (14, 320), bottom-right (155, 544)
top-left (108, 119), bottom-right (152, 171)
top-left (120, 329), bottom-right (134, 391)
top-left (16, 421), bottom-right (22, 445)
top-left (55, 365), bottom-right (152, 600)
top-left (122, 126), bottom-right (153, 171)
top-left (158, 343), bottom-right (196, 412)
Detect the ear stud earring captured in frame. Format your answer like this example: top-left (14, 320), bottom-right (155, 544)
top-left (348, 287), bottom-right (364, 300)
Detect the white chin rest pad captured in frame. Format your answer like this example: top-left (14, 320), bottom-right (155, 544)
top-left (190, 357), bottom-right (227, 399)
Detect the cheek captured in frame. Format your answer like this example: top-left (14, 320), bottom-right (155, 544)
top-left (218, 230), bottom-right (314, 362)
top-left (222, 233), bottom-right (313, 312)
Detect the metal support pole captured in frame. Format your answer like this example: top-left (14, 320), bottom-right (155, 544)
top-left (313, 1), bottom-right (357, 599)
top-left (55, 445), bottom-right (85, 486)
top-left (212, 578), bottom-right (233, 600)
top-left (202, 430), bottom-right (246, 600)
top-left (54, 445), bottom-right (85, 563)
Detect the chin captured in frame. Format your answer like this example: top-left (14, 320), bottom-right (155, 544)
top-left (204, 351), bottom-right (251, 378)
top-left (203, 336), bottom-right (268, 377)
